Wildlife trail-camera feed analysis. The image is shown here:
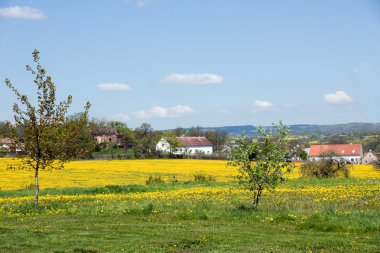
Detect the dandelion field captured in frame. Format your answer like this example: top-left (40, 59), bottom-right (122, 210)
top-left (0, 159), bottom-right (380, 252)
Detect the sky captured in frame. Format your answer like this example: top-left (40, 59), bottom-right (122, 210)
top-left (0, 0), bottom-right (380, 130)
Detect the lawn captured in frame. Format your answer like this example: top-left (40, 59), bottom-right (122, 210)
top-left (0, 159), bottom-right (379, 252)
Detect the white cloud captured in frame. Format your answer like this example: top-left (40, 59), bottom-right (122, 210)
top-left (0, 6), bottom-right (46, 20)
top-left (255, 100), bottom-right (273, 109)
top-left (324, 91), bottom-right (353, 105)
top-left (133, 105), bottom-right (194, 118)
top-left (161, 73), bottom-right (224, 85)
top-left (352, 68), bottom-right (359, 75)
top-left (98, 83), bottom-right (132, 91)
top-left (252, 100), bottom-right (273, 114)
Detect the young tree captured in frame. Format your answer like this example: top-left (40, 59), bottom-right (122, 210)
top-left (3, 49), bottom-right (91, 205)
top-left (228, 122), bottom-right (295, 210)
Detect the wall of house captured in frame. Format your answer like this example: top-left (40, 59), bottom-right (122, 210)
top-left (94, 135), bottom-right (122, 146)
top-left (362, 152), bottom-right (379, 164)
top-left (156, 139), bottom-right (171, 153)
top-left (310, 155), bottom-right (361, 163)
top-left (174, 146), bottom-right (213, 155)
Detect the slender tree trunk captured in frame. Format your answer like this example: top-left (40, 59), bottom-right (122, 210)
top-left (35, 165), bottom-right (39, 205)
top-left (252, 189), bottom-right (262, 210)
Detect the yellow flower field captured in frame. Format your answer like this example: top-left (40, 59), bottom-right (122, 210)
top-left (0, 158), bottom-right (379, 190)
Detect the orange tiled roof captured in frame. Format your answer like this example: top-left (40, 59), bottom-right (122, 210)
top-left (309, 144), bottom-right (362, 157)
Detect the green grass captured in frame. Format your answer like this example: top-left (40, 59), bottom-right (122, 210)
top-left (0, 178), bottom-right (379, 252)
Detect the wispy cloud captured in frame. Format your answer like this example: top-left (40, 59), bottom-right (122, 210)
top-left (161, 73), bottom-right (224, 85)
top-left (98, 83), bottom-right (132, 91)
top-left (0, 6), bottom-right (46, 20)
top-left (133, 105), bottom-right (194, 118)
top-left (252, 100), bottom-right (273, 114)
top-left (324, 91), bottom-right (353, 105)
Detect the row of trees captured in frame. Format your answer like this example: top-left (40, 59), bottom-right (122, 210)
top-left (90, 121), bottom-right (230, 158)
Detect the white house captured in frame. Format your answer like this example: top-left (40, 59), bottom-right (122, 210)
top-left (308, 144), bottom-right (363, 163)
top-left (156, 137), bottom-right (213, 155)
top-left (362, 150), bottom-right (379, 164)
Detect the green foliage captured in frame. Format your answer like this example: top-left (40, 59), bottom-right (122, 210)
top-left (162, 132), bottom-right (182, 154)
top-left (193, 172), bottom-right (216, 182)
top-left (300, 152), bottom-right (350, 178)
top-left (2, 50), bottom-right (91, 204)
top-left (299, 150), bottom-right (308, 161)
top-left (146, 175), bottom-right (165, 185)
top-left (228, 121), bottom-right (295, 210)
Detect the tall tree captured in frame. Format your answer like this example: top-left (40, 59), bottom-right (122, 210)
top-left (134, 123), bottom-right (155, 157)
top-left (3, 49), bottom-right (91, 205)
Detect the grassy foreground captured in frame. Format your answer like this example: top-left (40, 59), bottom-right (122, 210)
top-left (1, 178), bottom-right (380, 252)
top-left (0, 159), bottom-right (379, 252)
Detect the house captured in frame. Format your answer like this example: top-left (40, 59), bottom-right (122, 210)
top-left (156, 137), bottom-right (213, 155)
top-left (362, 150), bottom-right (379, 164)
top-left (94, 134), bottom-right (123, 147)
top-left (308, 144), bottom-right (363, 163)
top-left (0, 138), bottom-right (24, 154)
top-left (0, 138), bottom-right (12, 150)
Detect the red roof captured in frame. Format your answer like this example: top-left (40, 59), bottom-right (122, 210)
top-left (177, 137), bottom-right (212, 147)
top-left (309, 144), bottom-right (362, 157)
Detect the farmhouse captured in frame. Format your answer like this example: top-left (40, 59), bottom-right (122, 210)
top-left (362, 150), bottom-right (379, 164)
top-left (0, 138), bottom-right (12, 150)
top-left (94, 134), bottom-right (123, 147)
top-left (308, 144), bottom-right (363, 163)
top-left (156, 137), bottom-right (213, 155)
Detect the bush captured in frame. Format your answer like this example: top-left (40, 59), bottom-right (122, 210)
top-left (168, 175), bottom-right (179, 183)
top-left (374, 160), bottom-right (380, 170)
top-left (145, 175), bottom-right (165, 185)
top-left (193, 172), bottom-right (216, 182)
top-left (301, 153), bottom-right (350, 178)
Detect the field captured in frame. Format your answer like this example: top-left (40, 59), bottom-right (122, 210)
top-left (0, 159), bottom-right (380, 252)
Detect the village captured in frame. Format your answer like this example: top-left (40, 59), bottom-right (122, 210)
top-left (2, 124), bottom-right (379, 165)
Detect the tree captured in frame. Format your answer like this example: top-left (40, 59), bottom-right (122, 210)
top-left (162, 131), bottom-right (182, 154)
top-left (134, 123), bottom-right (155, 157)
top-left (2, 49), bottom-right (91, 205)
top-left (300, 151), bottom-right (350, 178)
top-left (205, 130), bottom-right (228, 153)
top-left (228, 122), bottom-right (295, 210)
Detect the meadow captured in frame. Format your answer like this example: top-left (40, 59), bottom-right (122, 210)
top-left (0, 159), bottom-right (379, 252)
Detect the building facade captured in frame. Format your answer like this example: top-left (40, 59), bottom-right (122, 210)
top-left (308, 144), bottom-right (363, 163)
top-left (362, 150), bottom-right (379, 164)
top-left (156, 137), bottom-right (213, 155)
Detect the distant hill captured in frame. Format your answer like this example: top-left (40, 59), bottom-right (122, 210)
top-left (180, 122), bottom-right (380, 137)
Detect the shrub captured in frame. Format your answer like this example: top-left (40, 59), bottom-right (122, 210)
top-left (145, 175), bottom-right (165, 185)
top-left (374, 160), bottom-right (380, 171)
top-left (301, 152), bottom-right (350, 178)
top-left (168, 175), bottom-right (179, 183)
top-left (193, 172), bottom-right (216, 182)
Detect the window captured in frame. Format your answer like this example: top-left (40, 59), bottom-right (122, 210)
top-left (109, 138), bottom-right (112, 141)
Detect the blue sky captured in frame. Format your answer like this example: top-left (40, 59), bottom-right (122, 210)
top-left (1, 0), bottom-right (379, 129)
